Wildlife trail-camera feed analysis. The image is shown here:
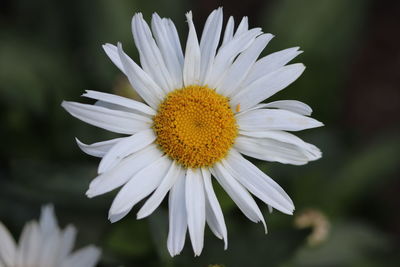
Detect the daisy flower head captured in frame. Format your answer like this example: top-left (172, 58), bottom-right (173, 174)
top-left (62, 8), bottom-right (323, 256)
top-left (0, 205), bottom-right (101, 267)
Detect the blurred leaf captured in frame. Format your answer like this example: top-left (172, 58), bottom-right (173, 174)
top-left (148, 209), bottom-right (174, 267)
top-left (263, 0), bottom-right (371, 122)
top-left (287, 221), bottom-right (394, 267)
top-left (322, 134), bottom-right (400, 215)
top-left (106, 218), bottom-right (153, 258)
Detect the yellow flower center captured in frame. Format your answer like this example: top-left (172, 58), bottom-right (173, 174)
top-left (153, 85), bottom-right (238, 168)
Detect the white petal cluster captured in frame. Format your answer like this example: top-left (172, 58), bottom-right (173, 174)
top-left (0, 205), bottom-right (101, 267)
top-left (62, 7), bottom-right (323, 256)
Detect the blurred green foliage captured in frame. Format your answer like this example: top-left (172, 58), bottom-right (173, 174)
top-left (1, 0), bottom-right (399, 266)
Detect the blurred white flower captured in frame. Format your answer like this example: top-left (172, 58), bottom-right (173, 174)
top-left (0, 205), bottom-right (101, 267)
top-left (62, 7), bottom-right (323, 256)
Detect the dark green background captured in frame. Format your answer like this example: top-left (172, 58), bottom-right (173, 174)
top-left (1, 0), bottom-right (399, 266)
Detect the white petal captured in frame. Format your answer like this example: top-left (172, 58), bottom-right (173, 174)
top-left (167, 172), bottom-right (187, 257)
top-left (211, 163), bottom-right (266, 232)
top-left (75, 137), bottom-right (125, 158)
top-left (185, 168), bottom-right (206, 256)
top-left (103, 43), bottom-right (125, 74)
top-left (220, 16), bottom-right (234, 48)
top-left (82, 90), bottom-right (156, 116)
top-left (231, 63), bottom-right (305, 110)
top-left (37, 205), bottom-right (62, 267)
top-left (137, 161), bottom-right (184, 219)
top-left (203, 168), bottom-right (228, 249)
top-left (235, 17), bottom-right (249, 36)
top-left (98, 129), bottom-right (156, 173)
top-left (241, 47), bottom-right (303, 88)
top-left (235, 136), bottom-right (311, 165)
top-left (108, 155), bottom-right (172, 222)
top-left (165, 18), bottom-right (185, 65)
top-left (37, 229), bottom-right (62, 267)
top-left (116, 43), bottom-right (165, 109)
top-left (107, 210), bottom-right (131, 224)
top-left (223, 149), bottom-right (294, 214)
top-left (151, 13), bottom-right (184, 89)
top-left (0, 222), bottom-right (16, 266)
top-left (206, 28), bottom-right (262, 88)
top-left (86, 144), bottom-right (163, 198)
top-left (239, 130), bottom-right (322, 161)
top-left (183, 11), bottom-right (201, 86)
top-left (237, 109), bottom-right (324, 132)
top-left (218, 33), bottom-right (274, 96)
top-left (16, 222), bottom-right (41, 266)
top-left (205, 200), bottom-right (221, 238)
top-left (61, 246), bottom-right (101, 267)
top-left (62, 101), bottom-right (151, 134)
top-left (58, 225), bottom-right (77, 259)
top-left (199, 8), bottom-right (223, 84)
top-left (132, 13), bottom-right (174, 91)
top-left (240, 100), bottom-right (312, 116)
top-left (39, 204), bottom-right (58, 236)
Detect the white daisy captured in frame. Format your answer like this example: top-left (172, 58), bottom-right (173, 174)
top-left (62, 8), bottom-right (323, 256)
top-left (0, 205), bottom-right (101, 267)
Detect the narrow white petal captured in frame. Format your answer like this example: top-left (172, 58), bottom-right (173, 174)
top-left (132, 13), bottom-right (175, 91)
top-left (98, 129), bottom-right (156, 173)
top-left (151, 13), bottom-right (184, 89)
top-left (58, 225), bottom-right (77, 259)
top-left (235, 17), bottom-right (248, 36)
top-left (199, 8), bottom-right (223, 84)
top-left (185, 168), bottom-right (206, 256)
top-left (235, 136), bottom-right (311, 165)
top-left (220, 16), bottom-right (234, 48)
top-left (37, 205), bottom-right (63, 266)
top-left (108, 210), bottom-right (131, 224)
top-left (218, 33), bottom-right (274, 96)
top-left (83, 90), bottom-right (156, 116)
top-left (240, 100), bottom-right (312, 116)
top-left (103, 43), bottom-right (125, 74)
top-left (167, 173), bottom-right (187, 256)
top-left (223, 149), bottom-right (294, 214)
top-left (183, 11), bottom-right (201, 86)
top-left (166, 18), bottom-right (185, 65)
top-left (37, 229), bottom-right (62, 267)
top-left (61, 246), bottom-right (101, 267)
top-left (62, 101), bottom-right (151, 134)
top-left (237, 109), bottom-right (324, 132)
top-left (108, 156), bottom-right (172, 222)
top-left (116, 43), bottom-right (164, 109)
top-left (16, 222), bottom-right (41, 266)
top-left (0, 222), bottom-right (16, 266)
top-left (203, 168), bottom-right (228, 249)
top-left (205, 201), bottom-right (221, 239)
top-left (75, 137), bottom-right (125, 158)
top-left (211, 163), bottom-right (266, 232)
top-left (231, 63), bottom-right (305, 110)
top-left (239, 130), bottom-right (322, 161)
top-left (242, 47), bottom-right (303, 88)
top-left (137, 161), bottom-right (184, 219)
top-left (39, 204), bottom-right (58, 236)
top-left (86, 144), bottom-right (163, 198)
top-left (206, 28), bottom-right (262, 88)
